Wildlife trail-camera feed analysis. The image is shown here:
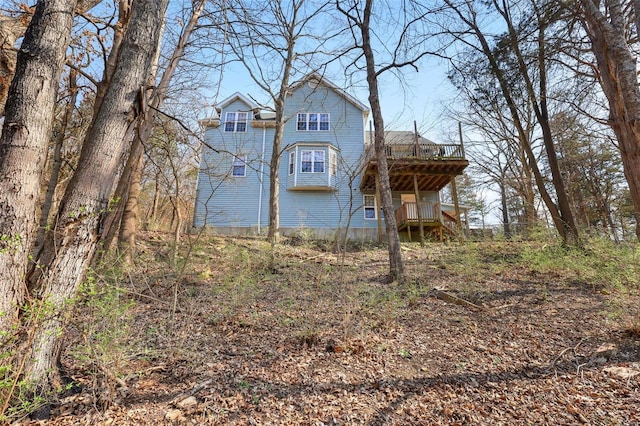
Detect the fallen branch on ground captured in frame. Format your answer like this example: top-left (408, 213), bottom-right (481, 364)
top-left (431, 288), bottom-right (486, 311)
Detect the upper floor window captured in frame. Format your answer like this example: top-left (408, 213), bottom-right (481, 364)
top-left (297, 113), bottom-right (329, 131)
top-left (301, 150), bottom-right (325, 173)
top-left (232, 155), bottom-right (247, 177)
top-left (225, 112), bottom-right (248, 132)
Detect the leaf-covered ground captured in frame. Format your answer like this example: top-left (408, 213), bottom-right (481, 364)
top-left (35, 234), bottom-right (640, 424)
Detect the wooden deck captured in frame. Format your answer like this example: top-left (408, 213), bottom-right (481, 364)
top-left (360, 143), bottom-right (469, 192)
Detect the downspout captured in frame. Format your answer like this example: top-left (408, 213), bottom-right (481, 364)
top-left (257, 123), bottom-right (266, 234)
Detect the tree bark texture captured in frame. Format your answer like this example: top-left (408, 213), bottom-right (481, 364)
top-left (361, 0), bottom-right (404, 281)
top-left (0, 0), bottom-right (78, 334)
top-left (580, 0), bottom-right (640, 240)
top-left (0, 14), bottom-right (30, 117)
top-left (267, 101), bottom-right (285, 244)
top-left (26, 0), bottom-right (169, 386)
top-left (99, 133), bottom-right (141, 254)
top-left (109, 0), bottom-right (202, 254)
top-left (118, 142), bottom-right (144, 263)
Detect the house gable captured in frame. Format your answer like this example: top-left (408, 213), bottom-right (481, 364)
top-left (290, 73), bottom-right (369, 114)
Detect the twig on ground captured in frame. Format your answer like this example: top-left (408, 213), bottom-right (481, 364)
top-left (551, 339), bottom-right (585, 375)
top-left (170, 379), bottom-right (213, 405)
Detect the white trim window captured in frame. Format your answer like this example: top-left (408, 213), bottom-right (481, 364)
top-left (297, 113), bottom-right (329, 131)
top-left (225, 112), bottom-right (248, 132)
top-left (301, 150), bottom-right (325, 173)
top-left (364, 195), bottom-right (377, 219)
top-left (329, 150), bottom-right (337, 176)
top-left (232, 155), bottom-right (247, 177)
top-left (289, 151), bottom-right (295, 175)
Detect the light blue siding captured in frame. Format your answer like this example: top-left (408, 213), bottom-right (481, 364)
top-left (194, 97), bottom-right (274, 232)
top-left (278, 80), bottom-right (371, 234)
top-left (194, 77), bottom-right (444, 239)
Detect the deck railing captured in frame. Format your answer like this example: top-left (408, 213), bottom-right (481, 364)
top-left (395, 202), bottom-right (440, 225)
top-left (365, 143), bottom-right (465, 161)
top-left (441, 210), bottom-right (458, 234)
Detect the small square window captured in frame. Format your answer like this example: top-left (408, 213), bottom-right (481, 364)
top-left (364, 195), bottom-right (377, 219)
top-left (232, 155), bottom-right (246, 177)
top-left (300, 150), bottom-right (325, 173)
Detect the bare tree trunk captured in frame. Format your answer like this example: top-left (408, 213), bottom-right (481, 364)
top-left (499, 171), bottom-right (511, 238)
top-left (0, 0), bottom-right (78, 334)
top-left (26, 0), bottom-right (168, 389)
top-left (118, 145), bottom-right (144, 263)
top-left (361, 0), bottom-right (404, 281)
top-left (0, 14), bottom-right (30, 117)
top-left (267, 103), bottom-right (286, 244)
top-left (100, 134), bottom-right (142, 253)
top-left (149, 171), bottom-right (161, 228)
top-left (102, 0), bottom-right (203, 253)
top-left (580, 0), bottom-right (640, 240)
top-left (445, 0), bottom-right (569, 242)
top-left (267, 117), bottom-right (283, 243)
top-left (35, 69), bottom-right (79, 254)
top-left (266, 6), bottom-right (299, 244)
top-left (501, 0), bottom-right (579, 244)
top-left (90, 0), bottom-right (131, 120)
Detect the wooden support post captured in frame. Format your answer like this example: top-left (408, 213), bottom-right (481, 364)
top-left (413, 174), bottom-right (424, 247)
top-left (455, 122), bottom-right (466, 242)
top-left (375, 173), bottom-right (383, 244)
top-left (450, 175), bottom-right (464, 243)
top-left (458, 121), bottom-right (466, 158)
top-left (413, 120), bottom-right (420, 156)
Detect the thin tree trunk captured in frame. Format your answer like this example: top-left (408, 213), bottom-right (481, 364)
top-left (499, 176), bottom-right (511, 238)
top-left (0, 15), bottom-right (29, 117)
top-left (35, 69), bottom-right (79, 254)
top-left (361, 0), bottom-right (404, 281)
top-left (148, 170), bottom-right (161, 229)
top-left (267, 11), bottom-right (298, 244)
top-left (118, 146), bottom-right (144, 263)
top-left (267, 121), bottom-right (282, 243)
top-left (0, 0), bottom-right (78, 334)
top-left (501, 0), bottom-right (579, 244)
top-left (26, 0), bottom-right (168, 389)
top-left (100, 135), bottom-right (142, 253)
top-left (90, 0), bottom-right (130, 119)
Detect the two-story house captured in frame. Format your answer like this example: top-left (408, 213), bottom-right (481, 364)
top-left (193, 74), bottom-right (469, 241)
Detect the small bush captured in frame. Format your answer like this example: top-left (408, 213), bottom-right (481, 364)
top-left (71, 272), bottom-right (135, 408)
